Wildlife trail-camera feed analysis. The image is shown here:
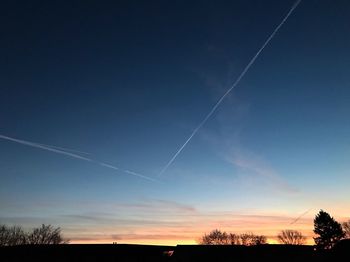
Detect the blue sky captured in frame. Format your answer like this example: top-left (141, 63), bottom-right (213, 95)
top-left (1, 0), bottom-right (350, 244)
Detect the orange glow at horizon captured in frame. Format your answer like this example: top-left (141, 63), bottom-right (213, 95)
top-left (68, 220), bottom-right (317, 246)
top-left (63, 208), bottom-right (350, 246)
top-left (70, 238), bottom-right (315, 246)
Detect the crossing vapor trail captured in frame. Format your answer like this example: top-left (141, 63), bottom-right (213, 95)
top-left (158, 0), bottom-right (302, 177)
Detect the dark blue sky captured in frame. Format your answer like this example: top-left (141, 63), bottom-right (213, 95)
top-left (1, 0), bottom-right (350, 244)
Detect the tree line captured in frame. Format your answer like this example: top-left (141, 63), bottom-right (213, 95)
top-left (200, 230), bottom-right (267, 245)
top-left (199, 229), bottom-right (305, 245)
top-left (1, 210), bottom-right (350, 248)
top-left (0, 224), bottom-right (68, 246)
top-left (199, 210), bottom-right (350, 250)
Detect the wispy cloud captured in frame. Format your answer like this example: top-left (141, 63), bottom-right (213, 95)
top-left (1, 198), bottom-right (320, 245)
top-left (229, 149), bottom-right (298, 194)
top-left (110, 233), bottom-right (194, 241)
top-left (61, 209), bottom-right (315, 244)
top-left (114, 199), bottom-right (196, 212)
top-left (158, 0), bottom-right (303, 176)
top-left (200, 119), bottom-right (297, 194)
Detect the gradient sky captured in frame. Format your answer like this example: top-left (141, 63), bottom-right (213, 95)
top-left (1, 0), bottom-right (350, 245)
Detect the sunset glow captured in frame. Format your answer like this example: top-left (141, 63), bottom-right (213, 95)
top-left (1, 0), bottom-right (350, 248)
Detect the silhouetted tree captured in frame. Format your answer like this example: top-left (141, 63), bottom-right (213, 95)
top-left (199, 230), bottom-right (266, 245)
top-left (200, 229), bottom-right (229, 245)
top-left (0, 225), bottom-right (26, 246)
top-left (27, 224), bottom-right (68, 244)
top-left (253, 235), bottom-right (267, 245)
top-left (0, 225), bottom-right (9, 246)
top-left (240, 233), bottom-right (251, 245)
top-left (342, 220), bottom-right (350, 239)
top-left (240, 233), bottom-right (267, 246)
top-left (1, 224), bottom-right (68, 245)
top-left (228, 233), bottom-right (240, 245)
top-left (314, 210), bottom-right (345, 250)
top-left (277, 230), bottom-right (306, 245)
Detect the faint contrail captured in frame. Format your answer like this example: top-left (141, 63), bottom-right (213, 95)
top-left (36, 142), bottom-right (91, 155)
top-left (0, 134), bottom-right (92, 161)
top-left (158, 0), bottom-right (302, 177)
top-left (0, 134), bottom-right (158, 183)
top-left (290, 208), bottom-right (312, 225)
top-left (99, 162), bottom-right (160, 183)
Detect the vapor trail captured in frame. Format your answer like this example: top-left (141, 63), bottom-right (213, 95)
top-left (99, 162), bottom-right (160, 183)
top-left (0, 134), bottom-right (92, 161)
top-left (36, 142), bottom-right (91, 155)
top-left (158, 0), bottom-right (302, 177)
top-left (0, 134), bottom-right (157, 183)
top-left (290, 208), bottom-right (312, 225)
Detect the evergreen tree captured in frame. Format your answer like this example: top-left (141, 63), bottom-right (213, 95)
top-left (314, 210), bottom-right (345, 250)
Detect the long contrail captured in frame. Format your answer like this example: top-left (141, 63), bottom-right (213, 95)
top-left (0, 134), bottom-right (158, 183)
top-left (158, 0), bottom-right (302, 177)
top-left (36, 142), bottom-right (91, 155)
top-left (99, 162), bottom-right (160, 183)
top-left (0, 134), bottom-right (92, 161)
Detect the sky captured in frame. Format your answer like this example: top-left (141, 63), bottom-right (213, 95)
top-left (0, 0), bottom-right (350, 245)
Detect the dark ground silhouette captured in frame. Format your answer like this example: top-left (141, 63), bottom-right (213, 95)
top-left (1, 240), bottom-right (349, 262)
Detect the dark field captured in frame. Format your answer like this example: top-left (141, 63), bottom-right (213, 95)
top-left (1, 241), bottom-right (349, 262)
